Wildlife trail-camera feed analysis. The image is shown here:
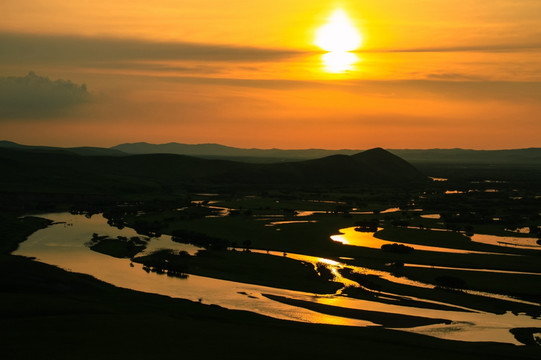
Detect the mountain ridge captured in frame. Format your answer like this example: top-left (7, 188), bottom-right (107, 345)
top-left (2, 140), bottom-right (540, 165)
top-left (111, 142), bottom-right (541, 165)
top-left (0, 146), bottom-right (427, 194)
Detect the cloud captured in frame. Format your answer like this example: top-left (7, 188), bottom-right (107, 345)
top-left (144, 75), bottom-right (541, 102)
top-left (394, 79), bottom-right (541, 101)
top-left (0, 72), bottom-right (90, 119)
top-left (1, 33), bottom-right (539, 107)
top-left (364, 41), bottom-right (541, 53)
top-left (0, 32), bottom-right (300, 67)
top-left (425, 73), bottom-right (483, 81)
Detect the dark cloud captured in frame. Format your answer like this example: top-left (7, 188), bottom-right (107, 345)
top-left (0, 33), bottom-right (300, 67)
top-left (0, 72), bottom-right (90, 119)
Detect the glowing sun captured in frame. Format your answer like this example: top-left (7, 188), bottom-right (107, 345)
top-left (315, 9), bottom-right (362, 52)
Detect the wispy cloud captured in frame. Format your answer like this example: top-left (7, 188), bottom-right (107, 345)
top-left (425, 73), bottom-right (483, 81)
top-left (0, 72), bottom-right (90, 119)
top-left (363, 41), bottom-right (541, 53)
top-left (0, 32), bottom-right (300, 67)
top-left (344, 79), bottom-right (541, 102)
top-left (142, 75), bottom-right (541, 102)
top-left (1, 32), bottom-right (539, 110)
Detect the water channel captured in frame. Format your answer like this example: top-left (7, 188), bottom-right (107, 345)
top-left (14, 212), bottom-right (541, 345)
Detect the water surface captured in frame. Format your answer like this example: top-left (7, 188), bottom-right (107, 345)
top-left (15, 212), bottom-right (541, 345)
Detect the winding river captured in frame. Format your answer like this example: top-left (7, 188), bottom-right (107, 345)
top-left (14, 212), bottom-right (541, 345)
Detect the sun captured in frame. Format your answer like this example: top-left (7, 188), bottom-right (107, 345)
top-left (315, 9), bottom-right (362, 52)
top-left (322, 51), bottom-right (359, 73)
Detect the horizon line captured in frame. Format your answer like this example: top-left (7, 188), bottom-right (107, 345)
top-left (1, 139), bottom-right (539, 152)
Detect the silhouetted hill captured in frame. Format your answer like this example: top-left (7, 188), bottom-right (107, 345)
top-left (0, 141), bottom-right (126, 157)
top-left (3, 141), bottom-right (540, 165)
top-left (353, 148), bottom-right (427, 182)
top-left (112, 142), bottom-right (358, 159)
top-left (0, 147), bottom-right (426, 195)
top-left (112, 142), bottom-right (541, 165)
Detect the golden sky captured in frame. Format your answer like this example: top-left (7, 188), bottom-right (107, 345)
top-left (1, 0), bottom-right (540, 149)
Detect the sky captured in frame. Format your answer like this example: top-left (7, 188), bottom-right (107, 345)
top-left (1, 0), bottom-right (540, 149)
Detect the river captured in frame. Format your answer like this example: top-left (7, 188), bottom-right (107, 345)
top-left (14, 212), bottom-right (541, 345)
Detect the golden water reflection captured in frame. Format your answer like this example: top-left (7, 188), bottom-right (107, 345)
top-left (15, 213), bottom-right (541, 345)
top-left (322, 51), bottom-right (359, 73)
top-left (332, 227), bottom-right (500, 255)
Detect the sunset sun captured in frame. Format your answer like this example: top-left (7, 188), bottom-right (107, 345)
top-left (315, 9), bottom-right (362, 52)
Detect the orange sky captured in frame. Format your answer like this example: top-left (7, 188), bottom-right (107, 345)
top-left (1, 0), bottom-right (540, 149)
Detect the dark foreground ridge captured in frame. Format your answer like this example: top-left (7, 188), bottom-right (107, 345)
top-left (0, 146), bottom-right (427, 194)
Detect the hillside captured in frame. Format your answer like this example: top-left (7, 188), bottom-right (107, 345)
top-left (112, 142), bottom-right (541, 165)
top-left (3, 141), bottom-right (540, 166)
top-left (111, 142), bottom-right (359, 159)
top-left (0, 147), bottom-right (426, 195)
top-left (0, 140), bottom-right (126, 157)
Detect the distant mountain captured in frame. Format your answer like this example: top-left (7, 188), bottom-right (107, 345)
top-left (389, 148), bottom-right (541, 165)
top-left (111, 142), bottom-right (359, 160)
top-left (3, 140), bottom-right (539, 166)
top-left (0, 140), bottom-right (126, 157)
top-left (0, 147), bottom-right (426, 194)
top-left (279, 147), bottom-right (426, 184)
top-left (112, 142), bottom-right (541, 165)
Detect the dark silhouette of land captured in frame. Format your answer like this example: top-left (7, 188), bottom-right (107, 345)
top-left (2, 140), bottom-right (541, 165)
top-left (0, 146), bottom-right (427, 195)
top-left (0, 140), bottom-right (540, 359)
top-left (110, 141), bottom-right (541, 164)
